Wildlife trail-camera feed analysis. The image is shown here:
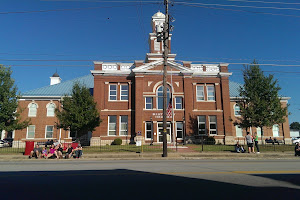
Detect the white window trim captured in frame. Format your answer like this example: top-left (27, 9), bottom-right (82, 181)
top-left (175, 97), bottom-right (183, 110)
top-left (196, 85), bottom-right (205, 101)
top-left (206, 85), bottom-right (216, 101)
top-left (108, 116), bottom-right (117, 136)
top-left (28, 102), bottom-right (38, 117)
top-left (120, 84), bottom-right (129, 101)
top-left (234, 103), bottom-right (241, 116)
top-left (209, 116), bottom-right (217, 135)
top-left (256, 127), bottom-right (262, 137)
top-left (109, 84), bottom-right (117, 101)
top-left (236, 125), bottom-right (243, 137)
top-left (272, 124), bottom-right (279, 137)
top-left (46, 102), bottom-right (56, 117)
top-left (45, 125), bottom-right (54, 139)
top-left (198, 116), bottom-right (206, 135)
top-left (145, 121), bottom-right (152, 140)
top-left (176, 122), bottom-right (183, 139)
top-left (26, 125), bottom-right (35, 139)
top-left (119, 116), bottom-right (128, 136)
top-left (145, 97), bottom-right (153, 110)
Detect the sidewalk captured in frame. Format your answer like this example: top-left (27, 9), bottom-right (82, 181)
top-left (0, 151), bottom-right (297, 161)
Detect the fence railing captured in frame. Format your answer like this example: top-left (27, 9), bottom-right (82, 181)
top-left (0, 140), bottom-right (295, 154)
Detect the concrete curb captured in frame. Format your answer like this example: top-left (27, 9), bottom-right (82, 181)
top-left (0, 151), bottom-right (297, 161)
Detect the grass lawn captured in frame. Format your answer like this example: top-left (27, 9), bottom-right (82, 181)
top-left (80, 145), bottom-right (173, 153)
top-left (190, 144), bottom-right (295, 152)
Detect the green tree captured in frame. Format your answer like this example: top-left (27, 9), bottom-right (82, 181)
top-left (0, 65), bottom-right (30, 134)
top-left (290, 122), bottom-right (300, 130)
top-left (237, 60), bottom-right (288, 142)
top-left (55, 82), bottom-right (101, 139)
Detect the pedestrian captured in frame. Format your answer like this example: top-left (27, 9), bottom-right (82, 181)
top-left (295, 143), bottom-right (300, 156)
top-left (254, 132), bottom-right (260, 154)
top-left (245, 132), bottom-right (254, 153)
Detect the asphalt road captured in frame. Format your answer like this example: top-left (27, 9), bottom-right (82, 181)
top-left (1, 160), bottom-right (300, 199)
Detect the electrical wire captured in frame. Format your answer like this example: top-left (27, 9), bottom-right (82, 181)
top-left (175, 1), bottom-right (300, 12)
top-left (0, 3), bottom-right (159, 15)
top-left (226, 0), bottom-right (300, 5)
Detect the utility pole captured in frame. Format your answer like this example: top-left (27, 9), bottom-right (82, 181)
top-left (162, 0), bottom-right (169, 157)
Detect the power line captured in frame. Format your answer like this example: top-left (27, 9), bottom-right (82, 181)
top-left (175, 60), bottom-right (300, 67)
top-left (0, 3), bottom-right (159, 15)
top-left (175, 1), bottom-right (300, 12)
top-left (177, 56), bottom-right (300, 63)
top-left (176, 3), bottom-right (300, 18)
top-left (227, 0), bottom-right (300, 5)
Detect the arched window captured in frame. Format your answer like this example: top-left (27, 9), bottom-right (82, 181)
top-left (156, 86), bottom-right (171, 110)
top-left (47, 102), bottom-right (56, 117)
top-left (234, 104), bottom-right (241, 116)
top-left (28, 103), bottom-right (38, 117)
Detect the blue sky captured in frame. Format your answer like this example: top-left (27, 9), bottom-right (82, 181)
top-left (0, 0), bottom-right (299, 123)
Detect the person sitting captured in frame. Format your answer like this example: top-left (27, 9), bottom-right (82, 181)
top-left (56, 144), bottom-right (63, 159)
top-left (295, 143), bottom-right (300, 156)
top-left (46, 144), bottom-right (58, 159)
top-left (65, 144), bottom-right (74, 159)
top-left (41, 147), bottom-right (48, 158)
top-left (29, 144), bottom-right (42, 159)
top-left (235, 142), bottom-right (245, 153)
top-left (74, 144), bottom-right (83, 159)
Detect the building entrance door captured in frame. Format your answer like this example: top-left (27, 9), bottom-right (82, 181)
top-left (157, 122), bottom-right (172, 143)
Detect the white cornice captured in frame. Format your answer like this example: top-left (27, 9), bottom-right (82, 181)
top-left (91, 70), bottom-right (131, 76)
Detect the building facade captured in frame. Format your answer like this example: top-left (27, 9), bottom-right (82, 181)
top-left (10, 11), bottom-right (291, 147)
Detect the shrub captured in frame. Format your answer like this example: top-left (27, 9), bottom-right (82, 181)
top-left (204, 136), bottom-right (216, 145)
top-left (112, 138), bottom-right (122, 145)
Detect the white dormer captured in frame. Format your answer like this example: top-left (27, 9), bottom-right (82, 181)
top-left (50, 72), bottom-right (61, 85)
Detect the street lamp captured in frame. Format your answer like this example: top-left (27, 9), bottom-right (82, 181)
top-left (150, 117), bottom-right (154, 145)
top-left (183, 116), bottom-right (185, 145)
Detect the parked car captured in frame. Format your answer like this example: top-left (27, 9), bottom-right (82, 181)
top-left (3, 138), bottom-right (13, 147)
top-left (0, 140), bottom-right (9, 148)
top-left (292, 137), bottom-right (300, 144)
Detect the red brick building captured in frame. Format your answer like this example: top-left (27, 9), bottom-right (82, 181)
top-left (10, 11), bottom-right (291, 147)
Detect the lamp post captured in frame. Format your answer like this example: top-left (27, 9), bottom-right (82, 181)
top-left (183, 116), bottom-right (185, 145)
top-left (150, 116), bottom-right (153, 145)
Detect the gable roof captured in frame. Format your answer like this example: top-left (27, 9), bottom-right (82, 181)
top-left (132, 60), bottom-right (193, 72)
top-left (22, 74), bottom-right (93, 97)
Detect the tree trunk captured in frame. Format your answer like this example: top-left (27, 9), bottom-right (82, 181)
top-left (260, 126), bottom-right (264, 145)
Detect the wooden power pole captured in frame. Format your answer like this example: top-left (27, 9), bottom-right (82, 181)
top-left (162, 0), bottom-right (169, 157)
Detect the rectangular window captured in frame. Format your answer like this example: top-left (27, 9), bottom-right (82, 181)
top-left (27, 125), bottom-right (35, 139)
top-left (176, 122), bottom-right (183, 139)
top-left (273, 124), bottom-right (279, 137)
top-left (119, 116), bottom-right (128, 136)
top-left (145, 97), bottom-right (153, 110)
top-left (196, 85), bottom-right (205, 101)
top-left (109, 84), bottom-right (117, 101)
top-left (145, 122), bottom-right (152, 140)
top-left (120, 84), bottom-right (128, 101)
top-left (45, 125), bottom-right (54, 138)
top-left (108, 116), bottom-right (117, 136)
top-left (236, 125), bottom-right (243, 137)
top-left (175, 97), bottom-right (183, 109)
top-left (256, 127), bottom-right (261, 137)
top-left (209, 116), bottom-right (217, 135)
top-left (198, 116), bottom-right (206, 135)
top-left (207, 85), bottom-right (215, 101)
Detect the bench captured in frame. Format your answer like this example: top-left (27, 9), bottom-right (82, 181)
top-left (265, 139), bottom-right (284, 145)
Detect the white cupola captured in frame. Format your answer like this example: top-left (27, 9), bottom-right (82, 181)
top-left (50, 72), bottom-right (61, 85)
